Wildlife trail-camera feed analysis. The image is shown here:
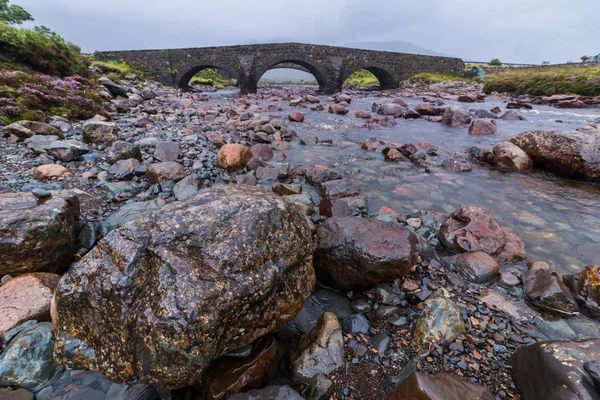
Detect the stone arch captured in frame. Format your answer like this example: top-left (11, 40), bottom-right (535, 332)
top-left (247, 56), bottom-right (335, 94)
top-left (177, 65), bottom-right (236, 90)
top-left (342, 65), bottom-right (399, 90)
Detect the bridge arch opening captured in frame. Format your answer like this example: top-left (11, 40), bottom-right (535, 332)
top-left (178, 65), bottom-right (235, 90)
top-left (254, 60), bottom-right (330, 93)
top-left (343, 67), bottom-right (397, 90)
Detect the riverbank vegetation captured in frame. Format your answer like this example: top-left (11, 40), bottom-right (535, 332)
top-left (344, 69), bottom-right (379, 88)
top-left (0, 1), bottom-right (105, 125)
top-left (483, 65), bottom-right (600, 96)
top-left (408, 72), bottom-right (467, 84)
top-left (190, 68), bottom-right (229, 88)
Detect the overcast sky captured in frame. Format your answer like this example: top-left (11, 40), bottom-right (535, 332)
top-left (15, 0), bottom-right (600, 64)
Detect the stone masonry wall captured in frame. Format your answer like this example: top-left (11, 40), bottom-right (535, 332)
top-left (96, 43), bottom-right (465, 94)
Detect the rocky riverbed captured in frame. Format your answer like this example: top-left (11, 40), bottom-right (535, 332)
top-left (0, 75), bottom-right (600, 400)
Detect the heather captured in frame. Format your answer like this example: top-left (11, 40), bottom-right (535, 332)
top-left (0, 71), bottom-right (104, 125)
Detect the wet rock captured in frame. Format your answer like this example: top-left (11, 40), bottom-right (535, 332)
top-left (441, 106), bottom-right (472, 127)
top-left (228, 385), bottom-right (303, 400)
top-left (564, 265), bottom-right (600, 318)
top-left (288, 112), bottom-right (304, 122)
top-left (112, 98), bottom-right (139, 112)
top-left (78, 221), bottom-right (97, 249)
top-left (556, 99), bottom-right (588, 108)
top-left (31, 189), bottom-right (51, 199)
top-left (355, 111), bottom-right (372, 119)
top-left (203, 336), bottom-right (277, 400)
top-left (272, 183), bottom-right (302, 196)
top-left (415, 103), bottom-right (443, 116)
top-left (496, 232), bottom-right (527, 264)
top-left (33, 164), bottom-right (71, 180)
top-left (34, 368), bottom-right (159, 400)
top-left (25, 135), bottom-right (61, 154)
top-left (376, 103), bottom-right (406, 116)
top-left (500, 110), bottom-right (521, 120)
top-left (173, 174), bottom-right (203, 201)
top-left (108, 158), bottom-right (140, 181)
top-left (439, 206), bottom-right (526, 261)
top-left (458, 94), bottom-right (478, 103)
top-left (492, 141), bottom-right (533, 171)
top-left (53, 186), bottom-right (314, 388)
top-left (154, 141), bottom-right (180, 162)
top-left (250, 144), bottom-right (273, 161)
top-left (510, 130), bottom-right (600, 181)
top-left (217, 144), bottom-right (253, 171)
top-left (100, 198), bottom-right (166, 234)
top-left (473, 109), bottom-right (499, 119)
top-left (314, 216), bottom-right (420, 289)
top-left (82, 119), bottom-right (118, 146)
top-left (341, 313), bottom-right (370, 334)
top-left (512, 339), bottom-right (600, 400)
top-left (318, 178), bottom-right (361, 198)
top-left (0, 273), bottom-right (60, 336)
top-left (371, 333), bottom-right (391, 354)
top-left (319, 196), bottom-right (367, 218)
top-left (507, 102), bottom-right (533, 110)
top-left (98, 76), bottom-right (128, 98)
top-left (305, 165), bottom-right (341, 184)
top-left (413, 294), bottom-right (465, 346)
top-left (0, 321), bottom-right (58, 392)
top-left (146, 161), bottom-right (186, 185)
top-left (522, 261), bottom-right (578, 317)
top-left (0, 191), bottom-right (79, 275)
top-left (454, 251), bottom-right (499, 284)
top-left (292, 312), bottom-right (344, 382)
top-left (468, 119), bottom-right (497, 136)
top-left (441, 154), bottom-right (472, 172)
top-left (390, 371), bottom-right (494, 400)
top-left (300, 134), bottom-right (319, 145)
top-left (328, 104), bottom-right (349, 115)
top-left (4, 121), bottom-right (63, 141)
top-left (46, 140), bottom-right (90, 162)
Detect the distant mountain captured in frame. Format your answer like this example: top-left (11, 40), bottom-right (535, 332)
top-left (340, 41), bottom-right (451, 57)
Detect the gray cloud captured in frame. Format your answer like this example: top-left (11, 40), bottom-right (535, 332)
top-left (15, 0), bottom-right (600, 63)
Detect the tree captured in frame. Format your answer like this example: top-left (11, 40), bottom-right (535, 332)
top-left (581, 55), bottom-right (590, 62)
top-left (489, 58), bottom-right (503, 66)
top-left (0, 0), bottom-right (33, 25)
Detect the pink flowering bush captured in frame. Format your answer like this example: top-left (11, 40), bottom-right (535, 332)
top-left (0, 71), bottom-right (104, 124)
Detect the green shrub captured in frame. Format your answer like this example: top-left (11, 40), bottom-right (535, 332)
top-left (0, 23), bottom-right (88, 77)
top-left (489, 58), bottom-right (503, 66)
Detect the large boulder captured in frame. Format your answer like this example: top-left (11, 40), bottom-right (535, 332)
top-left (492, 141), bottom-right (533, 171)
top-left (100, 198), bottom-right (166, 235)
top-left (46, 140), bottom-right (90, 162)
top-left (82, 119), bottom-right (118, 146)
top-left (468, 119), bottom-right (497, 136)
top-left (0, 191), bottom-right (79, 275)
top-left (98, 77), bottom-right (128, 98)
top-left (146, 162), bottom-right (186, 185)
top-left (52, 185), bottom-right (315, 388)
top-left (314, 217), bottom-right (423, 289)
top-left (0, 273), bottom-right (60, 337)
top-left (390, 371), bottom-right (494, 400)
top-left (512, 339), bottom-right (600, 400)
top-left (106, 141), bottom-right (142, 163)
top-left (509, 130), bottom-right (600, 181)
top-left (33, 164), bottom-right (71, 181)
top-left (4, 121), bottom-right (63, 141)
top-left (438, 207), bottom-right (526, 262)
top-left (0, 321), bottom-right (58, 392)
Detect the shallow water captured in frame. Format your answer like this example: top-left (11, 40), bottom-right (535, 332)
top-left (205, 87), bottom-right (600, 277)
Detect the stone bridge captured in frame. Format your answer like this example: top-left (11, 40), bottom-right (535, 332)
top-left (95, 43), bottom-right (465, 94)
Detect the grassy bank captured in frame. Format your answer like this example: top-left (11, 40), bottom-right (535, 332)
top-left (344, 69), bottom-right (379, 88)
top-left (408, 72), bottom-right (467, 84)
top-left (190, 68), bottom-right (229, 88)
top-left (90, 59), bottom-right (148, 83)
top-left (483, 65), bottom-right (600, 96)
